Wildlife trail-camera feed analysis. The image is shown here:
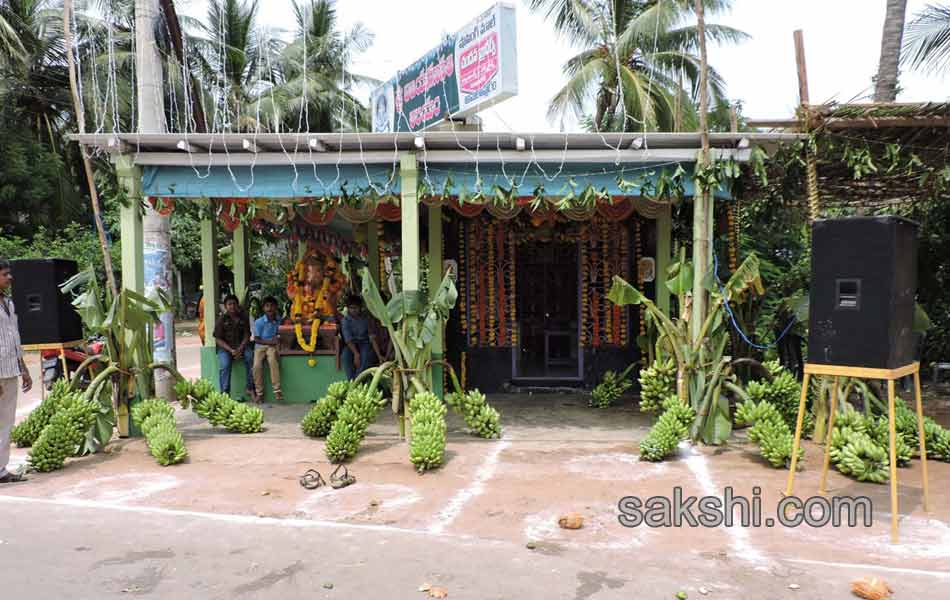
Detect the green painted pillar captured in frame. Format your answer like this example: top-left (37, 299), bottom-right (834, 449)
top-left (201, 213), bottom-right (219, 349)
top-left (656, 204), bottom-right (672, 316)
top-left (233, 222), bottom-right (248, 304)
top-left (428, 204), bottom-right (444, 397)
top-left (367, 221), bottom-right (380, 287)
top-left (399, 153), bottom-right (420, 434)
top-left (115, 156), bottom-right (144, 293)
top-left (400, 153), bottom-right (420, 295)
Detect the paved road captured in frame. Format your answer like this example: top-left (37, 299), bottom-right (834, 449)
top-left (0, 494), bottom-right (899, 600)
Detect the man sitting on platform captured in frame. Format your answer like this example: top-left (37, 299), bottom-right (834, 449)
top-left (252, 296), bottom-right (283, 403)
top-left (341, 295), bottom-right (380, 380)
top-left (214, 294), bottom-right (254, 400)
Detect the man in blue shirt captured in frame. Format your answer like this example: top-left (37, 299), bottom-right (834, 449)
top-left (252, 296), bottom-right (282, 403)
top-left (341, 295), bottom-right (379, 380)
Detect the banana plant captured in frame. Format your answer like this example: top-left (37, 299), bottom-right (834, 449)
top-left (608, 251), bottom-right (765, 445)
top-left (61, 269), bottom-right (183, 447)
top-left (357, 265), bottom-right (459, 431)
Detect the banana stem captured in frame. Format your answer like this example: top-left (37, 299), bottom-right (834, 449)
top-left (68, 354), bottom-right (108, 392)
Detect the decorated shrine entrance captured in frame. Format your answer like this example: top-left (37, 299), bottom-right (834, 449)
top-left (514, 241), bottom-right (580, 381)
top-left (70, 130), bottom-right (774, 428)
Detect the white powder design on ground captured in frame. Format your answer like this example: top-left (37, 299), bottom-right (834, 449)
top-left (566, 452), bottom-right (667, 481)
top-left (684, 447), bottom-right (770, 566)
top-left (51, 473), bottom-right (181, 505)
top-left (296, 483), bottom-right (421, 520)
top-left (428, 440), bottom-right (509, 534)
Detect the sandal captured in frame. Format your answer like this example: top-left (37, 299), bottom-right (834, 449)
top-left (299, 469), bottom-right (325, 490)
top-left (330, 464), bottom-right (356, 489)
top-left (0, 468), bottom-right (27, 484)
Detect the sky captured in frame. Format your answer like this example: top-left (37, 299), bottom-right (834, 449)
top-left (178, 0), bottom-right (948, 133)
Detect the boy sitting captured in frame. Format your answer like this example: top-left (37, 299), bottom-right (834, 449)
top-left (252, 296), bottom-right (283, 403)
top-left (214, 294), bottom-right (254, 399)
top-left (341, 294), bottom-right (380, 380)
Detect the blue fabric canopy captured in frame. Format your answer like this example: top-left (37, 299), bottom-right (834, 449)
top-left (142, 162), bottom-right (732, 200)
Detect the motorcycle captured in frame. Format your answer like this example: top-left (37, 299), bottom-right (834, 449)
top-left (41, 336), bottom-right (106, 390)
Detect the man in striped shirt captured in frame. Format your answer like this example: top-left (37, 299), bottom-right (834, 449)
top-left (0, 260), bottom-right (31, 483)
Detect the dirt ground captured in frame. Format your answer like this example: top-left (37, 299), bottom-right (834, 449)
top-left (4, 338), bottom-right (950, 598)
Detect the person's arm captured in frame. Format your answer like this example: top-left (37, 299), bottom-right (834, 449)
top-left (341, 318), bottom-right (361, 362)
top-left (213, 319), bottom-right (235, 353)
top-left (18, 356), bottom-right (31, 393)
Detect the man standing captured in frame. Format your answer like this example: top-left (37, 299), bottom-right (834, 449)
top-left (0, 260), bottom-right (32, 484)
top-left (214, 294), bottom-right (255, 400)
top-left (252, 297), bottom-right (283, 403)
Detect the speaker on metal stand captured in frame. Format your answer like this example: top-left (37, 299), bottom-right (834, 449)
top-left (10, 258), bottom-right (84, 345)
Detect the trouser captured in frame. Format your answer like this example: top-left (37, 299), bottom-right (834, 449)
top-left (342, 341), bottom-right (375, 380)
top-left (253, 346), bottom-right (281, 398)
top-left (0, 377), bottom-right (18, 478)
top-left (218, 347), bottom-right (254, 395)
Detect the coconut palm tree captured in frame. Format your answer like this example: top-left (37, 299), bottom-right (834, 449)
top-left (268, 0), bottom-right (375, 132)
top-left (903, 3), bottom-right (950, 75)
top-left (529, 0), bottom-right (747, 132)
top-left (873, 0), bottom-right (908, 102)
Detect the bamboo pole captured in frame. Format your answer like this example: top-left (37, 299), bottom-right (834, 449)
top-left (63, 0), bottom-right (119, 299)
top-left (690, 0), bottom-right (711, 344)
top-left (794, 30), bottom-right (821, 224)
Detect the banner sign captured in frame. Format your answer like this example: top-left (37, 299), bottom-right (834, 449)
top-left (371, 2), bottom-right (518, 133)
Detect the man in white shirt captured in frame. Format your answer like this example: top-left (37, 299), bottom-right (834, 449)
top-left (0, 259), bottom-right (32, 483)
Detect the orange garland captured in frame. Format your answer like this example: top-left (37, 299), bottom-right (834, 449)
top-left (487, 222), bottom-right (496, 345)
top-left (496, 222), bottom-right (507, 345)
top-left (509, 229), bottom-right (518, 346)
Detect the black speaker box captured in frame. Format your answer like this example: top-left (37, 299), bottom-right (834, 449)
top-left (10, 259), bottom-right (84, 346)
top-left (808, 216), bottom-right (918, 369)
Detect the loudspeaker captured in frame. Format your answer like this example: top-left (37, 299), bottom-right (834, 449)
top-left (808, 216), bottom-right (918, 369)
top-left (10, 259), bottom-right (84, 346)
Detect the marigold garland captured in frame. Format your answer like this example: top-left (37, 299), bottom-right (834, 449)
top-left (496, 222), bottom-right (507, 344)
top-left (458, 222), bottom-right (468, 336)
top-left (601, 219), bottom-right (612, 343)
top-left (728, 202), bottom-right (738, 273)
top-left (509, 229), bottom-right (518, 346)
top-left (635, 218), bottom-right (646, 337)
top-left (487, 222), bottom-right (496, 346)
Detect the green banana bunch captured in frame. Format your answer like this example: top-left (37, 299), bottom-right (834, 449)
top-left (324, 384), bottom-right (384, 462)
top-left (132, 398), bottom-right (175, 428)
top-left (147, 420), bottom-right (188, 466)
top-left (191, 378), bottom-right (215, 401)
top-left (408, 392), bottom-right (447, 472)
top-left (301, 381), bottom-right (350, 438)
top-left (209, 396), bottom-right (236, 427)
top-left (173, 378), bottom-right (193, 400)
top-left (638, 397), bottom-right (694, 462)
top-left (931, 428), bottom-right (950, 462)
top-left (28, 394), bottom-right (99, 472)
top-left (591, 370), bottom-right (632, 409)
top-left (10, 380), bottom-right (71, 447)
top-left (866, 415), bottom-right (912, 466)
top-left (225, 403), bottom-right (265, 434)
top-left (637, 358), bottom-right (676, 415)
top-left (752, 417), bottom-right (802, 468)
top-left (837, 432), bottom-right (889, 483)
top-left (446, 389), bottom-right (501, 439)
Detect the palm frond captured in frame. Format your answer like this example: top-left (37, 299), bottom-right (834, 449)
top-left (902, 3), bottom-right (950, 75)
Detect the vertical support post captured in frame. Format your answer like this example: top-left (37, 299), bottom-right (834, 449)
top-left (400, 153), bottom-right (420, 437)
top-left (116, 156), bottom-right (144, 294)
top-left (201, 214), bottom-right (219, 349)
top-left (655, 205), bottom-right (672, 316)
top-left (428, 204), bottom-right (444, 396)
top-left (367, 221), bottom-right (380, 287)
top-left (233, 222), bottom-right (248, 303)
top-left (913, 365), bottom-right (930, 512)
top-left (886, 379), bottom-right (899, 543)
top-left (691, 0), bottom-right (711, 344)
top-left (819, 376), bottom-right (840, 494)
top-left (784, 371), bottom-right (811, 498)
